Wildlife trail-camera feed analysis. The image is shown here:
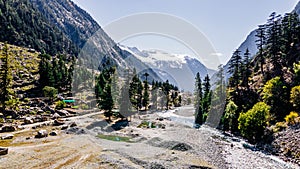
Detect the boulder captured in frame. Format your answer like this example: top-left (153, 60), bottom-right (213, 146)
top-left (1, 134), bottom-right (14, 140)
top-left (0, 148), bottom-right (8, 156)
top-left (24, 117), bottom-right (34, 124)
top-left (52, 113), bottom-right (61, 119)
top-left (56, 110), bottom-right (69, 117)
top-left (35, 130), bottom-right (48, 138)
top-left (69, 122), bottom-right (77, 127)
top-left (53, 119), bottom-right (65, 126)
top-left (49, 131), bottom-right (58, 136)
top-left (61, 125), bottom-right (68, 130)
top-left (1, 126), bottom-right (16, 133)
top-left (45, 106), bottom-right (55, 114)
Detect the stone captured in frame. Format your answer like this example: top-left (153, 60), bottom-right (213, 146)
top-left (1, 134), bottom-right (14, 140)
top-left (53, 119), bottom-right (65, 126)
top-left (61, 125), bottom-right (68, 130)
top-left (0, 147), bottom-right (8, 156)
top-left (56, 110), bottom-right (69, 117)
top-left (24, 117), bottom-right (34, 124)
top-left (49, 131), bottom-right (58, 136)
top-left (35, 130), bottom-right (48, 138)
top-left (1, 126), bottom-right (16, 133)
top-left (45, 106), bottom-right (55, 114)
top-left (52, 113), bottom-right (61, 119)
top-left (69, 122), bottom-right (77, 127)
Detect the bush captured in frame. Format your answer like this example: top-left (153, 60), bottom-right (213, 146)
top-left (238, 102), bottom-right (270, 143)
top-left (224, 101), bottom-right (238, 131)
top-left (290, 85), bottom-right (300, 112)
top-left (55, 100), bottom-right (66, 110)
top-left (285, 111), bottom-right (299, 125)
top-left (272, 122), bottom-right (287, 133)
top-left (261, 77), bottom-right (290, 121)
top-left (43, 86), bottom-right (57, 101)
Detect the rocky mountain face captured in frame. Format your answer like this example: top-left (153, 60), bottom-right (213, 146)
top-left (120, 45), bottom-right (215, 91)
top-left (29, 0), bottom-right (100, 49)
top-left (29, 0), bottom-right (161, 78)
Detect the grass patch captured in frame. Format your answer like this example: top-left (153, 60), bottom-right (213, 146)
top-left (97, 134), bottom-right (133, 143)
top-left (137, 121), bottom-right (156, 128)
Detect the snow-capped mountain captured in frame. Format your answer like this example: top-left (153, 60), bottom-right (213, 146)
top-left (120, 45), bottom-right (215, 91)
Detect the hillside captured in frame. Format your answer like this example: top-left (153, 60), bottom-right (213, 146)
top-left (0, 0), bottom-right (77, 55)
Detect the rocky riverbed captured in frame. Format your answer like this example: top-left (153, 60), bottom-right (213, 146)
top-left (0, 106), bottom-right (299, 169)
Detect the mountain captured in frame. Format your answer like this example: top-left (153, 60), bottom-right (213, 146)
top-left (120, 45), bottom-right (215, 91)
top-left (0, 0), bottom-right (77, 55)
top-left (29, 0), bottom-right (100, 49)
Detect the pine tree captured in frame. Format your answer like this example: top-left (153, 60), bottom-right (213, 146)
top-left (151, 80), bottom-right (158, 111)
top-left (163, 80), bottom-right (171, 110)
top-left (242, 49), bottom-right (251, 89)
top-left (228, 49), bottom-right (242, 91)
top-left (194, 72), bottom-right (203, 125)
top-left (142, 73), bottom-right (150, 111)
top-left (0, 43), bottom-right (13, 111)
top-left (266, 12), bottom-right (283, 75)
top-left (255, 25), bottom-right (266, 76)
top-left (129, 70), bottom-right (143, 113)
top-left (95, 66), bottom-right (115, 121)
top-left (202, 74), bottom-right (211, 122)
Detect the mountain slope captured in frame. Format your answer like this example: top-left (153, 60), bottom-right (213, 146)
top-left (0, 0), bottom-right (77, 55)
top-left (29, 0), bottom-right (100, 49)
top-left (120, 45), bottom-right (215, 91)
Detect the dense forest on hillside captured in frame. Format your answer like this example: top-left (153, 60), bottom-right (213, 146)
top-left (0, 0), bottom-right (77, 55)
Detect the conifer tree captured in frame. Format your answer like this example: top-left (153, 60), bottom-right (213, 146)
top-left (0, 43), bottom-right (13, 111)
top-left (194, 72), bottom-right (203, 125)
top-left (255, 25), bottom-right (266, 76)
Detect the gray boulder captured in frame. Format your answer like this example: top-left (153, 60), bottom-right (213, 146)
top-left (1, 134), bottom-right (14, 140)
top-left (35, 130), bottom-right (48, 138)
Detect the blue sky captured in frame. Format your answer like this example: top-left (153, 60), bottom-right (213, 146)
top-left (73, 0), bottom-right (298, 69)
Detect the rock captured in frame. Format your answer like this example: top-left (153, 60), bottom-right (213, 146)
top-left (157, 117), bottom-right (164, 121)
top-left (26, 137), bottom-right (30, 140)
top-left (24, 117), bottom-right (34, 124)
top-left (53, 119), bottom-right (65, 126)
top-left (0, 147), bottom-right (8, 156)
top-left (1, 126), bottom-right (16, 133)
top-left (49, 131), bottom-right (58, 136)
top-left (45, 106), bottom-right (55, 114)
top-left (1, 134), bottom-right (14, 140)
top-left (37, 109), bottom-right (44, 114)
top-left (69, 122), bottom-right (77, 127)
top-left (52, 113), bottom-right (61, 119)
top-left (38, 101), bottom-right (46, 108)
top-left (35, 130), bottom-right (48, 138)
top-left (61, 125), bottom-right (68, 130)
top-left (56, 110), bottom-right (69, 117)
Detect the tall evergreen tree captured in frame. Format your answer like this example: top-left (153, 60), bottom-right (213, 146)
top-left (194, 72), bottom-right (203, 125)
top-left (266, 12), bottom-right (283, 75)
top-left (255, 25), bottom-right (266, 76)
top-left (242, 49), bottom-right (251, 89)
top-left (142, 73), bottom-right (150, 111)
top-left (0, 43), bottom-right (13, 111)
top-left (202, 74), bottom-right (212, 122)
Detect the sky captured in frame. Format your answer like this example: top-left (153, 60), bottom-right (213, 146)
top-left (72, 0), bottom-right (299, 69)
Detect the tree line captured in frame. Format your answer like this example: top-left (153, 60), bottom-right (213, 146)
top-left (221, 11), bottom-right (300, 143)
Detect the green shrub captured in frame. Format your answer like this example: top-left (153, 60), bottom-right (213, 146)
top-left (290, 86), bottom-right (300, 112)
top-left (285, 111), bottom-right (299, 125)
top-left (224, 101), bottom-right (238, 131)
top-left (43, 86), bottom-right (57, 101)
top-left (273, 121), bottom-right (288, 133)
top-left (261, 77), bottom-right (290, 121)
top-left (55, 100), bottom-right (66, 110)
top-left (238, 102), bottom-right (270, 143)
